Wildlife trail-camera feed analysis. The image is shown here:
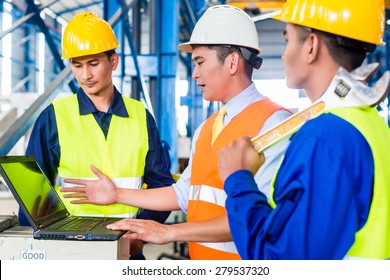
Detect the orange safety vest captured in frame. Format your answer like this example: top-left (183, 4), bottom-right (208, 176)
top-left (188, 98), bottom-right (285, 260)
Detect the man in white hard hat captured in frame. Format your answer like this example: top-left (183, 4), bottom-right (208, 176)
top-left (61, 5), bottom-right (292, 260)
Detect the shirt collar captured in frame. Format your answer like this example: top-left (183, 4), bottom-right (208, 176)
top-left (77, 87), bottom-right (129, 117)
top-left (223, 82), bottom-right (265, 123)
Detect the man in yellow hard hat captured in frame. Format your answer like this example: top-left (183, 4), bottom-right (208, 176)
top-left (60, 5), bottom-right (292, 260)
top-left (20, 12), bottom-right (175, 259)
top-left (218, 0), bottom-right (390, 259)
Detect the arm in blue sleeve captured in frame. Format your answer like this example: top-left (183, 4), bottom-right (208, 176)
top-left (225, 115), bottom-right (373, 260)
top-left (137, 110), bottom-right (174, 223)
top-left (26, 104), bottom-right (60, 185)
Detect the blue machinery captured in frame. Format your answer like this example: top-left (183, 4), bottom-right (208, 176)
top-left (0, 0), bottom-right (389, 173)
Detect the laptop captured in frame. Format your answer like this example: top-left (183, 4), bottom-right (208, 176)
top-left (0, 155), bottom-right (126, 241)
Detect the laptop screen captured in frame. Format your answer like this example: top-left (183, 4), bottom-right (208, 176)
top-left (0, 156), bottom-right (68, 228)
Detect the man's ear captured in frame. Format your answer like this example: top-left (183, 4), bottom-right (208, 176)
top-left (306, 33), bottom-right (320, 64)
top-left (229, 52), bottom-right (239, 74)
top-left (111, 53), bottom-right (119, 70)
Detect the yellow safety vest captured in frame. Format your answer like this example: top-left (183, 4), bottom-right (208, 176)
top-left (331, 107), bottom-right (390, 259)
top-left (270, 106), bottom-right (390, 259)
top-left (52, 94), bottom-right (149, 218)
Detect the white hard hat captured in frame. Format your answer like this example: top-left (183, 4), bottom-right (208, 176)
top-left (179, 5), bottom-right (262, 54)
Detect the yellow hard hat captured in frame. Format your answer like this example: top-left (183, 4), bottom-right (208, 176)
top-left (272, 0), bottom-right (385, 45)
top-left (179, 5), bottom-right (262, 54)
top-left (61, 12), bottom-right (119, 59)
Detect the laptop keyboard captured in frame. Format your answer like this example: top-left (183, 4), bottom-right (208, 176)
top-left (50, 216), bottom-right (107, 231)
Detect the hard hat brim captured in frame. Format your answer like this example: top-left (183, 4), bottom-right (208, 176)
top-left (178, 42), bottom-right (193, 53)
top-left (251, 10), bottom-right (282, 22)
top-left (178, 41), bottom-right (262, 55)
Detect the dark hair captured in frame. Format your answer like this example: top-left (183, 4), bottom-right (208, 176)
top-left (69, 49), bottom-right (116, 62)
top-left (296, 26), bottom-right (372, 71)
top-left (206, 45), bottom-right (254, 78)
top-left (105, 49), bottom-right (116, 59)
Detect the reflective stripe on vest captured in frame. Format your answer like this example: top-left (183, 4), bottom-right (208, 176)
top-left (189, 99), bottom-right (285, 260)
top-left (58, 176), bottom-right (143, 189)
top-left (189, 185), bottom-right (227, 208)
top-left (196, 241), bottom-right (238, 255)
top-left (52, 94), bottom-right (148, 218)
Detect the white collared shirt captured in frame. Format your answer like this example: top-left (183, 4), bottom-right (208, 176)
top-left (173, 83), bottom-right (292, 213)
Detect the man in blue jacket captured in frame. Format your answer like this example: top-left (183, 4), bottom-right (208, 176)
top-left (218, 0), bottom-right (390, 259)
